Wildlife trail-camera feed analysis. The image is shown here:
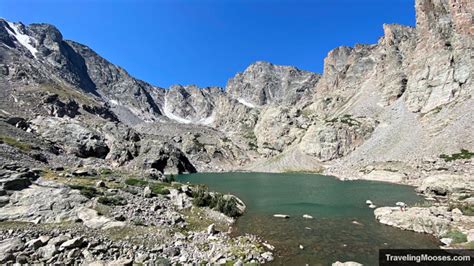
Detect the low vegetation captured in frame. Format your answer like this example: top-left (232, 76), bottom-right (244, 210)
top-left (191, 186), bottom-right (241, 218)
top-left (125, 178), bottom-right (171, 195)
top-left (97, 196), bottom-right (127, 206)
top-left (448, 202), bottom-right (474, 216)
top-left (0, 135), bottom-right (32, 152)
top-left (326, 114), bottom-right (361, 127)
top-left (439, 149), bottom-right (474, 162)
top-left (444, 230), bottom-right (467, 244)
top-left (125, 178), bottom-right (149, 187)
top-left (150, 183), bottom-right (170, 195)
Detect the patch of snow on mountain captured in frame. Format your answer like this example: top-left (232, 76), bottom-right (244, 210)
top-left (237, 98), bottom-right (256, 108)
top-left (6, 21), bottom-right (38, 58)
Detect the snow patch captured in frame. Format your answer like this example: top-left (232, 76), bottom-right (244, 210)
top-left (6, 21), bottom-right (38, 58)
top-left (237, 98), bottom-right (256, 108)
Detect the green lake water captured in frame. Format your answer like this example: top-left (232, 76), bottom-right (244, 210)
top-left (176, 172), bottom-right (439, 265)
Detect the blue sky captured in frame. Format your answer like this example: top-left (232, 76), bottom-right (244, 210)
top-left (2, 0), bottom-right (415, 88)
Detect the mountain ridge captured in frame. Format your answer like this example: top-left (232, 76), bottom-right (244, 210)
top-left (0, 0), bottom-right (472, 180)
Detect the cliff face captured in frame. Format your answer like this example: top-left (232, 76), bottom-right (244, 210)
top-left (0, 0), bottom-right (472, 182)
top-left (226, 61), bottom-right (321, 107)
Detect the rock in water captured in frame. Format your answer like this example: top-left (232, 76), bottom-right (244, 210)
top-left (273, 214), bottom-right (290, 218)
top-left (302, 214), bottom-right (313, 219)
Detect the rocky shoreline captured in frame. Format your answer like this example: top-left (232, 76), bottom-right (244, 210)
top-left (0, 164), bottom-right (274, 264)
top-left (372, 172), bottom-right (473, 250)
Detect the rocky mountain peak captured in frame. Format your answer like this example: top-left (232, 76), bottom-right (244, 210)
top-left (381, 24), bottom-right (416, 46)
top-left (323, 46), bottom-right (353, 76)
top-left (226, 61), bottom-right (320, 107)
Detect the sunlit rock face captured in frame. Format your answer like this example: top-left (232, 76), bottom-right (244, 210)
top-left (226, 61), bottom-right (321, 107)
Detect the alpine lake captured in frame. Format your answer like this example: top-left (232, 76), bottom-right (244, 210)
top-left (176, 172), bottom-right (439, 265)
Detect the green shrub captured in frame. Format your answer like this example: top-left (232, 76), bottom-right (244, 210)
top-left (150, 183), bottom-right (170, 195)
top-left (213, 194), bottom-right (240, 218)
top-left (99, 168), bottom-right (113, 175)
top-left (125, 178), bottom-right (148, 187)
top-left (444, 230), bottom-right (467, 244)
top-left (191, 187), bottom-right (241, 218)
top-left (69, 185), bottom-right (101, 199)
top-left (163, 174), bottom-right (175, 183)
top-left (192, 186), bottom-right (214, 207)
top-left (98, 196), bottom-right (127, 206)
top-left (439, 149), bottom-right (474, 162)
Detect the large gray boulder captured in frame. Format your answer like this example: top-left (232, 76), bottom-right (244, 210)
top-left (31, 117), bottom-right (109, 159)
top-left (374, 206), bottom-right (451, 237)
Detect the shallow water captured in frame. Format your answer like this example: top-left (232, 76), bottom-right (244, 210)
top-left (176, 172), bottom-right (439, 265)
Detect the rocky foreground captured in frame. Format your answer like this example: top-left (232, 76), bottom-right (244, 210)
top-left (0, 164), bottom-right (274, 264)
top-left (374, 173), bottom-right (474, 250)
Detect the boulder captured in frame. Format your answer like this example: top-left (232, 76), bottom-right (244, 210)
top-left (59, 237), bottom-right (85, 250)
top-left (207, 224), bottom-right (217, 235)
top-left (273, 214), bottom-right (290, 218)
top-left (0, 238), bottom-right (24, 256)
top-left (37, 244), bottom-right (57, 259)
top-left (374, 206), bottom-right (451, 237)
top-left (143, 186), bottom-right (152, 198)
top-left (417, 174), bottom-right (474, 196)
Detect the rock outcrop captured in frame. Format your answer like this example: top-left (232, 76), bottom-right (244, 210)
top-left (226, 61), bottom-right (320, 107)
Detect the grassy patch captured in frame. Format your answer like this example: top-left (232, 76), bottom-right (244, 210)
top-left (125, 178), bottom-right (171, 195)
top-left (439, 149), bottom-right (474, 162)
top-left (150, 183), bottom-right (170, 195)
top-left (0, 135), bottom-right (32, 152)
top-left (39, 83), bottom-right (97, 105)
top-left (444, 230), bottom-right (468, 244)
top-left (465, 241), bottom-right (474, 249)
top-left (125, 178), bottom-right (149, 187)
top-left (97, 196), bottom-right (127, 206)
